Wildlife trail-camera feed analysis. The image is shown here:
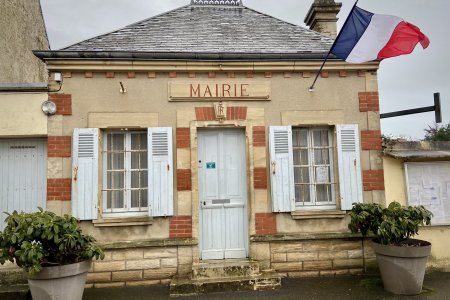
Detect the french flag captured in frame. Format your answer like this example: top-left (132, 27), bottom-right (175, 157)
top-left (331, 6), bottom-right (430, 63)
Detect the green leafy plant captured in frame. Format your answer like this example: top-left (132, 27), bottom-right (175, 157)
top-left (348, 202), bottom-right (432, 245)
top-left (424, 123), bottom-right (450, 141)
top-left (0, 208), bottom-right (104, 275)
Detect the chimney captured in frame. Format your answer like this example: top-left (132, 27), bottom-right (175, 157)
top-left (304, 0), bottom-right (342, 38)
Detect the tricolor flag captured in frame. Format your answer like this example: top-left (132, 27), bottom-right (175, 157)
top-left (331, 6), bottom-right (430, 63)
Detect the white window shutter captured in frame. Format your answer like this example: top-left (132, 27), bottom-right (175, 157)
top-left (269, 126), bottom-right (295, 212)
top-left (72, 128), bottom-right (99, 220)
top-left (336, 124), bottom-right (363, 210)
top-left (148, 127), bottom-right (174, 217)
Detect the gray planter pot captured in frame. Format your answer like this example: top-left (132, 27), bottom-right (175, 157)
top-left (27, 259), bottom-right (92, 300)
top-left (372, 239), bottom-right (431, 295)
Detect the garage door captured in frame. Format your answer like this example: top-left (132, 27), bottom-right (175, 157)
top-left (0, 139), bottom-right (47, 230)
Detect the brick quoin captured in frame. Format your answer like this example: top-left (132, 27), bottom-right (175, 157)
top-left (48, 94), bottom-right (72, 115)
top-left (253, 126), bottom-right (266, 147)
top-left (363, 170), bottom-right (385, 191)
top-left (48, 136), bottom-right (71, 157)
top-left (176, 128), bottom-right (190, 148)
top-left (177, 169), bottom-right (192, 191)
top-left (169, 216), bottom-right (192, 238)
top-left (226, 107), bottom-right (247, 120)
top-left (254, 167), bottom-right (268, 189)
top-left (361, 130), bottom-right (382, 150)
top-left (47, 178), bottom-right (71, 201)
top-left (359, 92), bottom-right (380, 112)
top-left (255, 213), bottom-right (277, 235)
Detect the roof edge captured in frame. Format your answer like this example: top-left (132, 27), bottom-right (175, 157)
top-left (34, 50), bottom-right (337, 61)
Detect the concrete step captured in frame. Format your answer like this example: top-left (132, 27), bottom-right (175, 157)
top-left (192, 259), bottom-right (260, 279)
top-left (170, 270), bottom-right (281, 296)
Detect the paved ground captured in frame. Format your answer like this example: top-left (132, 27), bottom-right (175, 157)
top-left (2, 272), bottom-right (450, 300)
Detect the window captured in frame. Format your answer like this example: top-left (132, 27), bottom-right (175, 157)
top-left (72, 127), bottom-right (173, 220)
top-left (292, 128), bottom-right (335, 207)
top-left (405, 162), bottom-right (450, 224)
top-left (102, 131), bottom-right (148, 215)
top-left (269, 125), bottom-right (362, 213)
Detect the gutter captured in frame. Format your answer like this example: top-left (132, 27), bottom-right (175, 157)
top-left (0, 83), bottom-right (48, 93)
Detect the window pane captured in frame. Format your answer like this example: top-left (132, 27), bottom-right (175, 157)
top-left (131, 152), bottom-right (140, 169)
top-left (107, 191), bottom-right (124, 209)
top-left (316, 185), bottom-right (331, 202)
top-left (107, 171), bottom-right (124, 189)
top-left (313, 130), bottom-right (328, 147)
top-left (107, 133), bottom-right (124, 151)
top-left (314, 149), bottom-right (323, 164)
top-left (131, 190), bottom-right (140, 208)
top-left (108, 152), bottom-right (124, 170)
top-left (295, 185), bottom-right (311, 204)
top-left (315, 166), bottom-right (330, 183)
top-left (131, 133), bottom-right (147, 150)
top-left (140, 171), bottom-right (148, 188)
top-left (131, 171), bottom-right (140, 188)
top-left (140, 152), bottom-right (148, 169)
top-left (141, 189), bottom-right (148, 208)
top-left (131, 189), bottom-right (148, 209)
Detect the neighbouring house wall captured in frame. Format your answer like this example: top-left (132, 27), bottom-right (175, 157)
top-left (0, 0), bottom-right (49, 83)
top-left (383, 156), bottom-right (450, 271)
top-left (0, 92), bottom-right (48, 136)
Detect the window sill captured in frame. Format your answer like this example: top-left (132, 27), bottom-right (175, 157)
top-left (291, 209), bottom-right (347, 220)
top-left (93, 216), bottom-right (153, 227)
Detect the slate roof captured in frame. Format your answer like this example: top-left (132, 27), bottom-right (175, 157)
top-left (35, 3), bottom-right (335, 60)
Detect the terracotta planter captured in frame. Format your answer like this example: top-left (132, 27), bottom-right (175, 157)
top-left (372, 239), bottom-right (431, 295)
top-left (27, 259), bottom-right (92, 300)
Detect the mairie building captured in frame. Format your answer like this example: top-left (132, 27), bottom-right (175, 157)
top-left (3, 0), bottom-right (399, 293)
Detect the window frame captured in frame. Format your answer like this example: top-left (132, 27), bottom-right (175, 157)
top-left (102, 130), bottom-right (149, 217)
top-left (292, 127), bottom-right (336, 210)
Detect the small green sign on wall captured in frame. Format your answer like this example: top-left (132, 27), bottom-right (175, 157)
top-left (206, 162), bottom-right (216, 169)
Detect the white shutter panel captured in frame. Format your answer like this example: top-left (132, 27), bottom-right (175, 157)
top-left (72, 128), bottom-right (99, 220)
top-left (148, 127), bottom-right (173, 217)
top-left (336, 124), bottom-right (363, 210)
top-left (269, 126), bottom-right (295, 212)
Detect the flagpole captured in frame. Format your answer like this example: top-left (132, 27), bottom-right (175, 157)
top-left (309, 0), bottom-right (359, 91)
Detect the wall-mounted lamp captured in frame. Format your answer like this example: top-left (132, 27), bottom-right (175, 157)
top-left (41, 100), bottom-right (57, 116)
top-left (119, 82), bottom-right (127, 93)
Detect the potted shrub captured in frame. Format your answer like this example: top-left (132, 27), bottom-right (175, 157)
top-left (348, 201), bottom-right (433, 295)
top-left (0, 208), bottom-right (104, 300)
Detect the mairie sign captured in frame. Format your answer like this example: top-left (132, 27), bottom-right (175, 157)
top-left (168, 82), bottom-right (271, 101)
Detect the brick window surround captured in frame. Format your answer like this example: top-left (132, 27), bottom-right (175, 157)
top-left (48, 136), bottom-right (71, 157)
top-left (255, 213), bottom-right (277, 235)
top-left (169, 216), bottom-right (192, 238)
top-left (47, 178), bottom-right (71, 201)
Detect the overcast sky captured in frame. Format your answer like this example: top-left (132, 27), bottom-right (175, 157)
top-left (40, 0), bottom-right (449, 139)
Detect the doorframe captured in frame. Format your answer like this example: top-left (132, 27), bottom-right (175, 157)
top-left (189, 121), bottom-right (255, 262)
top-left (197, 128), bottom-right (248, 260)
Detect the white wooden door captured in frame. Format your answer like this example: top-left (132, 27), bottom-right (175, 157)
top-left (198, 129), bottom-right (248, 260)
top-left (0, 139), bottom-right (47, 230)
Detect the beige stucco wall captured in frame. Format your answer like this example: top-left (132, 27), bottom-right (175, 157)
top-left (0, 0), bottom-right (49, 83)
top-left (45, 60), bottom-right (381, 243)
top-left (383, 156), bottom-right (408, 204)
top-left (383, 156), bottom-right (450, 271)
top-left (0, 92), bottom-right (48, 136)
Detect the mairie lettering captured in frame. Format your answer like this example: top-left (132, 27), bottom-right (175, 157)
top-left (190, 83), bottom-right (250, 98)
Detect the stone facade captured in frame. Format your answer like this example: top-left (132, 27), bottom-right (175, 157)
top-left (0, 0), bottom-right (49, 83)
